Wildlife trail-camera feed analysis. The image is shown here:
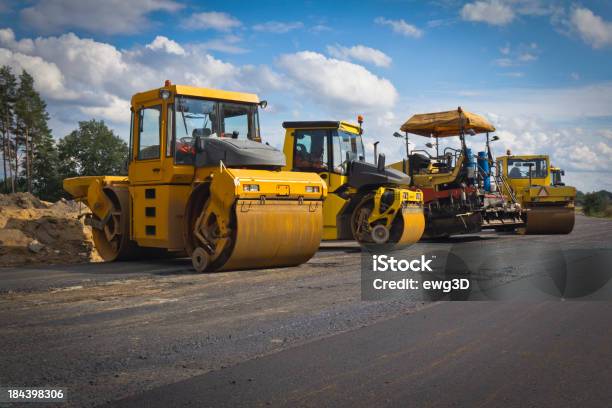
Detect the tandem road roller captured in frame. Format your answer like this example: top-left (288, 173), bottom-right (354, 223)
top-left (64, 82), bottom-right (327, 272)
top-left (281, 119), bottom-right (425, 246)
top-left (496, 153), bottom-right (576, 234)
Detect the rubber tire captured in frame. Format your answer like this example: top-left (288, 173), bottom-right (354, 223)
top-left (192, 247), bottom-right (210, 273)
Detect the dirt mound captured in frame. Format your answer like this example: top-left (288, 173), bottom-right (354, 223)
top-left (0, 192), bottom-right (49, 209)
top-left (0, 193), bottom-right (101, 267)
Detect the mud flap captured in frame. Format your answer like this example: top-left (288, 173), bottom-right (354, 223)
top-left (397, 206), bottom-right (426, 245)
top-left (219, 199), bottom-right (323, 271)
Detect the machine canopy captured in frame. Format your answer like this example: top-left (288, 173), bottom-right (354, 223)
top-left (400, 107), bottom-right (495, 137)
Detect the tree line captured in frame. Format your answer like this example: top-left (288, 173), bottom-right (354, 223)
top-left (0, 65), bottom-right (128, 201)
top-left (577, 190), bottom-right (612, 218)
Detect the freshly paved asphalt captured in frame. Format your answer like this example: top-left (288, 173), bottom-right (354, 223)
top-left (0, 215), bottom-right (610, 407)
top-left (110, 301), bottom-right (612, 408)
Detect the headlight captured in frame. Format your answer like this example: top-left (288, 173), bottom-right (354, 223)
top-left (403, 192), bottom-right (408, 200)
top-left (243, 184), bottom-right (260, 192)
top-left (416, 192), bottom-right (422, 201)
top-left (305, 185), bottom-right (320, 193)
top-left (159, 89), bottom-right (171, 100)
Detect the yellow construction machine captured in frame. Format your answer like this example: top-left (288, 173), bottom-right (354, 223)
top-left (281, 119), bottom-right (424, 245)
top-left (389, 108), bottom-right (504, 238)
top-left (64, 82), bottom-right (327, 272)
top-left (496, 153), bottom-right (575, 234)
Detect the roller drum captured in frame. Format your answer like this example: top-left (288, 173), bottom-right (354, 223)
top-left (219, 199), bottom-right (323, 271)
top-left (525, 207), bottom-right (575, 234)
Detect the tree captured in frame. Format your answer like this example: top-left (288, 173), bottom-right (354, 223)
top-left (583, 191), bottom-right (609, 216)
top-left (58, 120), bottom-right (128, 178)
top-left (15, 70), bottom-right (57, 194)
top-left (0, 65), bottom-right (17, 193)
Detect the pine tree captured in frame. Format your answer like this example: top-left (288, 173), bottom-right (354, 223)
top-left (13, 70), bottom-right (60, 199)
top-left (0, 65), bottom-right (17, 193)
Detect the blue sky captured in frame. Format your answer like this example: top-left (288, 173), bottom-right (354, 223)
top-left (1, 0), bottom-right (611, 191)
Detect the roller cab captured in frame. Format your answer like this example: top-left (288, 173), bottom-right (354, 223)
top-left (497, 154), bottom-right (575, 234)
top-left (63, 81), bottom-right (326, 272)
top-left (282, 120), bottom-right (424, 246)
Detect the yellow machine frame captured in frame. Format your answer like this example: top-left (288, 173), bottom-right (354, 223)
top-left (282, 120), bottom-right (424, 245)
top-left (64, 82), bottom-right (327, 271)
top-left (496, 154), bottom-right (575, 234)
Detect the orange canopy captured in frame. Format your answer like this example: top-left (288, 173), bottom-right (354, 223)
top-left (400, 107), bottom-right (495, 137)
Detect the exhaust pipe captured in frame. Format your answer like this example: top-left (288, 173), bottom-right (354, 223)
top-left (373, 141), bottom-right (380, 166)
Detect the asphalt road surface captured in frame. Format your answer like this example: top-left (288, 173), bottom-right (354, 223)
top-left (0, 215), bottom-right (611, 407)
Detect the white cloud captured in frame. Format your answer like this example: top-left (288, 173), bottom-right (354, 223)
top-left (146, 36), bottom-right (185, 55)
top-left (598, 129), bottom-right (612, 140)
top-left (493, 42), bottom-right (539, 67)
top-left (569, 7), bottom-right (612, 49)
top-left (461, 0), bottom-right (515, 25)
top-left (326, 44), bottom-right (392, 68)
top-left (374, 17), bottom-right (423, 38)
top-left (494, 58), bottom-right (513, 67)
top-left (0, 28), bottom-right (283, 138)
top-left (252, 21), bottom-right (303, 33)
top-left (20, 0), bottom-right (182, 35)
top-left (420, 82), bottom-right (612, 122)
top-left (183, 11), bottom-right (242, 31)
top-left (277, 51), bottom-right (398, 111)
top-left (388, 83), bottom-right (612, 191)
top-left (196, 35), bottom-right (248, 54)
top-left (80, 94), bottom-right (130, 124)
top-left (518, 52), bottom-right (536, 62)
top-left (0, 48), bottom-right (74, 98)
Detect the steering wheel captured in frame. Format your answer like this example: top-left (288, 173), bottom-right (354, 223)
top-left (296, 144), bottom-right (306, 156)
top-left (177, 137), bottom-right (195, 154)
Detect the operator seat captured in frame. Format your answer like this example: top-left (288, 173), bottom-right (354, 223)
top-left (409, 153), bottom-right (431, 174)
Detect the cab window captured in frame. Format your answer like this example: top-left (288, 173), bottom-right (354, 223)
top-left (293, 130), bottom-right (329, 172)
top-left (137, 106), bottom-right (161, 160)
top-left (175, 97), bottom-right (217, 165)
top-left (507, 158), bottom-right (547, 179)
top-left (220, 102), bottom-right (257, 139)
top-left (331, 130), bottom-right (365, 174)
top-left (166, 103), bottom-right (174, 157)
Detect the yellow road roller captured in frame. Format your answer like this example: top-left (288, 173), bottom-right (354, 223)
top-left (64, 82), bottom-right (327, 272)
top-left (496, 153), bottom-right (575, 234)
top-left (281, 119), bottom-right (424, 245)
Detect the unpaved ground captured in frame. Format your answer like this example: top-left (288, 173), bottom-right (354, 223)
top-left (0, 193), bottom-right (101, 266)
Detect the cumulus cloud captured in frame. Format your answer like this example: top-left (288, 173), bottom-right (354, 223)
top-left (0, 28), bottom-right (283, 138)
top-left (389, 84), bottom-right (612, 191)
top-left (252, 21), bottom-right (303, 33)
top-left (183, 11), bottom-right (242, 31)
top-left (0, 48), bottom-right (74, 98)
top-left (277, 51), bottom-right (398, 111)
top-left (326, 44), bottom-right (392, 68)
top-left (374, 17), bottom-right (423, 38)
top-left (460, 0), bottom-right (515, 25)
top-left (146, 36), bottom-right (186, 55)
top-left (569, 7), bottom-right (612, 49)
top-left (20, 0), bottom-right (182, 35)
